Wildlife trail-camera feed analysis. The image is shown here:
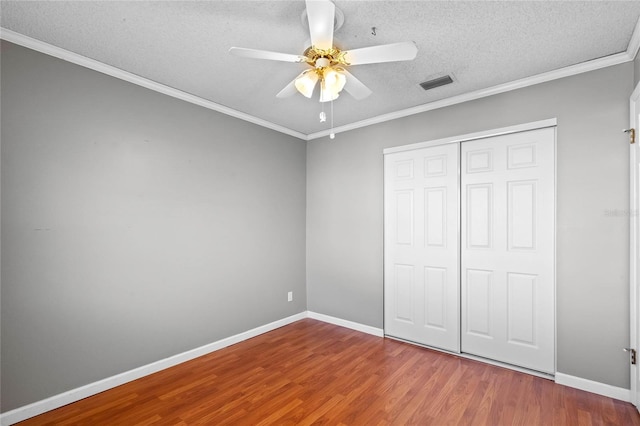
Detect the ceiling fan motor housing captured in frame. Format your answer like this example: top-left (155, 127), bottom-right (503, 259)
top-left (303, 46), bottom-right (349, 68)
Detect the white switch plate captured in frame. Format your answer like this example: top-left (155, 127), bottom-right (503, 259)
top-left (287, 291), bottom-right (293, 302)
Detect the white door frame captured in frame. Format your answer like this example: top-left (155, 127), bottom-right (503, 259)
top-left (630, 83), bottom-right (640, 409)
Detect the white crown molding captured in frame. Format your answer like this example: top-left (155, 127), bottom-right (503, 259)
top-left (3, 16), bottom-right (640, 142)
top-left (307, 50), bottom-right (633, 140)
top-left (0, 28), bottom-right (308, 141)
top-left (309, 15), bottom-right (640, 140)
top-left (627, 16), bottom-right (640, 61)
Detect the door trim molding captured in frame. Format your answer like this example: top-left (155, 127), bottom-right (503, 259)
top-left (630, 82), bottom-right (640, 408)
top-left (383, 118), bottom-right (557, 155)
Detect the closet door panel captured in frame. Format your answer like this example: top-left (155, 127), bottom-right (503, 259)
top-left (461, 127), bottom-right (555, 374)
top-left (384, 143), bottom-right (460, 352)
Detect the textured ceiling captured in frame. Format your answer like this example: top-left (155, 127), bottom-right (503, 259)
top-left (3, 1), bottom-right (640, 137)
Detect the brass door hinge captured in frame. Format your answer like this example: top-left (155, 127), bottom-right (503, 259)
top-left (624, 347), bottom-right (637, 365)
top-left (623, 128), bottom-right (636, 144)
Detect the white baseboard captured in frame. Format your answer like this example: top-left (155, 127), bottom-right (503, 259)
top-left (555, 372), bottom-right (631, 402)
top-left (4, 313), bottom-right (628, 425)
top-left (312, 315), bottom-right (634, 404)
top-left (0, 312), bottom-right (307, 426)
top-left (306, 311), bottom-right (384, 337)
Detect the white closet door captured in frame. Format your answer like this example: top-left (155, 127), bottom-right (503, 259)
top-left (461, 127), bottom-right (555, 374)
top-left (384, 143), bottom-right (460, 352)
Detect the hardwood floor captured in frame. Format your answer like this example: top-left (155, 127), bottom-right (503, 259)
top-left (17, 319), bottom-right (640, 425)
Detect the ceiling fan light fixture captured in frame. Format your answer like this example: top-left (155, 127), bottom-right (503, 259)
top-left (319, 86), bottom-right (338, 102)
top-left (319, 67), bottom-right (346, 102)
top-left (294, 70), bottom-right (319, 98)
top-left (324, 67), bottom-right (346, 90)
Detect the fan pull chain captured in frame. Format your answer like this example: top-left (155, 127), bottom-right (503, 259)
top-left (330, 98), bottom-right (335, 139)
top-left (319, 95), bottom-right (326, 122)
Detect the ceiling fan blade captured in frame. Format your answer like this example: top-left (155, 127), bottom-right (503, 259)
top-left (276, 79), bottom-right (298, 98)
top-left (341, 69), bottom-right (373, 100)
top-left (306, 0), bottom-right (335, 50)
top-left (343, 42), bottom-right (418, 65)
top-left (229, 47), bottom-right (307, 63)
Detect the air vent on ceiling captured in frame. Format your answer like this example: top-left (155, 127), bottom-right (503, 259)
top-left (420, 75), bottom-right (454, 91)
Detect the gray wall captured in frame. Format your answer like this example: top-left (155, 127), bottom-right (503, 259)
top-left (1, 42), bottom-right (307, 412)
top-left (307, 63), bottom-right (633, 388)
top-left (1, 39), bottom-right (634, 413)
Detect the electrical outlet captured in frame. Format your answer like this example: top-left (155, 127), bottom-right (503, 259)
top-left (287, 291), bottom-right (293, 302)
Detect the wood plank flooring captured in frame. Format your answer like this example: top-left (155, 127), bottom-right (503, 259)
top-left (17, 319), bottom-right (640, 425)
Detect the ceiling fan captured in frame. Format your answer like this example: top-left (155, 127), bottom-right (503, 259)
top-left (229, 0), bottom-right (418, 103)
